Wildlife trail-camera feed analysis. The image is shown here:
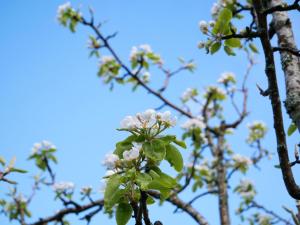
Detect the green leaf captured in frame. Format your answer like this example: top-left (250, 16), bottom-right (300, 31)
top-left (249, 43), bottom-right (259, 53)
top-left (116, 203), bottom-right (132, 225)
top-left (165, 144), bottom-right (183, 172)
top-left (212, 8), bottom-right (232, 35)
top-left (10, 168), bottom-right (27, 174)
top-left (224, 38), bottom-right (241, 48)
top-left (224, 46), bottom-right (236, 56)
top-left (0, 156), bottom-right (5, 166)
top-left (143, 139), bottom-right (166, 162)
top-left (210, 42), bottom-right (221, 54)
top-left (114, 135), bottom-right (136, 158)
top-left (288, 123), bottom-right (297, 136)
top-left (104, 174), bottom-right (122, 209)
top-left (173, 139), bottom-right (187, 149)
top-left (136, 172), bottom-right (152, 190)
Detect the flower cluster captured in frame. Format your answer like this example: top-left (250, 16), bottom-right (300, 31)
top-left (181, 88), bottom-right (198, 103)
top-left (57, 2), bottom-right (81, 32)
top-left (181, 116), bottom-right (206, 131)
top-left (53, 181), bottom-right (75, 193)
top-left (80, 186), bottom-right (92, 195)
top-left (232, 154), bottom-right (252, 166)
top-left (246, 121), bottom-right (267, 144)
top-left (234, 179), bottom-right (256, 202)
top-left (98, 56), bottom-right (121, 82)
top-left (120, 109), bottom-right (177, 130)
top-left (31, 140), bottom-right (56, 156)
top-left (217, 72), bottom-right (236, 85)
top-left (210, 0), bottom-right (234, 18)
top-left (205, 85), bottom-right (226, 100)
top-left (129, 44), bottom-right (162, 68)
top-left (57, 2), bottom-right (72, 20)
top-left (130, 44), bottom-right (153, 61)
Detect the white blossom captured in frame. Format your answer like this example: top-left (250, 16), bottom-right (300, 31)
top-left (31, 140), bottom-right (56, 155)
top-left (139, 44), bottom-right (152, 53)
top-left (211, 3), bottom-right (222, 17)
top-left (16, 194), bottom-right (27, 203)
top-left (130, 44), bottom-right (153, 61)
top-left (53, 181), bottom-right (75, 193)
top-left (100, 56), bottom-right (114, 65)
top-left (199, 20), bottom-right (209, 34)
top-left (57, 2), bottom-right (72, 20)
top-left (142, 72), bottom-right (151, 83)
top-left (198, 41), bottom-right (206, 49)
top-left (157, 111), bottom-right (177, 126)
top-left (232, 154), bottom-right (252, 165)
top-left (123, 142), bottom-right (142, 161)
top-left (102, 153), bottom-right (119, 169)
top-left (217, 72), bottom-right (236, 84)
top-left (80, 186), bottom-right (92, 195)
top-left (120, 109), bottom-right (176, 130)
top-left (238, 179), bottom-right (256, 199)
top-left (181, 116), bottom-right (206, 130)
top-left (181, 88), bottom-right (198, 102)
top-left (209, 20), bottom-right (216, 27)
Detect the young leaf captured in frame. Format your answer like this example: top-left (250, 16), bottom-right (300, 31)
top-left (210, 42), bottom-right (221, 54)
top-left (116, 203), bottom-right (133, 225)
top-left (249, 43), bottom-right (259, 53)
top-left (143, 139), bottom-right (166, 162)
top-left (165, 144), bottom-right (183, 172)
top-left (104, 174), bottom-right (122, 209)
top-left (224, 38), bottom-right (241, 48)
top-left (212, 8), bottom-right (232, 35)
top-left (288, 123), bottom-right (297, 136)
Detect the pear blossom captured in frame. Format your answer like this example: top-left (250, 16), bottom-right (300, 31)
top-left (211, 3), bottom-right (222, 17)
top-left (53, 181), bottom-right (75, 193)
top-left (100, 56), bottom-right (115, 65)
top-left (31, 140), bottom-right (56, 155)
top-left (198, 41), bottom-right (206, 49)
top-left (181, 88), bottom-right (198, 102)
top-left (209, 20), bottom-right (216, 27)
top-left (142, 72), bottom-right (151, 83)
top-left (123, 142), bottom-right (142, 161)
top-left (120, 116), bottom-right (139, 129)
top-left (157, 111), bottom-right (177, 126)
top-left (217, 72), bottom-right (236, 84)
top-left (181, 116), bottom-right (206, 130)
top-left (80, 186), bottom-right (92, 195)
top-left (130, 44), bottom-right (152, 60)
top-left (199, 20), bottom-right (209, 34)
top-left (102, 153), bottom-right (119, 169)
top-left (57, 2), bottom-right (72, 20)
top-left (16, 194), bottom-right (27, 203)
top-left (236, 179), bottom-right (256, 200)
top-left (232, 154), bottom-right (252, 166)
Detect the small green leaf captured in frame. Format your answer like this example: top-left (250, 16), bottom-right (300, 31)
top-left (10, 168), bottom-right (27, 174)
top-left (0, 156), bottom-right (5, 166)
top-left (212, 8), bottom-right (232, 35)
top-left (249, 43), bottom-right (259, 53)
top-left (173, 139), bottom-right (187, 149)
top-left (210, 42), bottom-right (221, 54)
top-left (143, 139), bottom-right (166, 162)
top-left (116, 203), bottom-right (132, 225)
top-left (136, 172), bottom-right (152, 190)
top-left (224, 38), bottom-right (241, 48)
top-left (114, 135), bottom-right (136, 158)
top-left (224, 46), bottom-right (236, 56)
top-left (104, 174), bottom-right (122, 209)
top-left (165, 144), bottom-right (183, 172)
top-left (288, 123), bottom-right (297, 136)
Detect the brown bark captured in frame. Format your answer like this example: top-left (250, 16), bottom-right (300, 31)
top-left (216, 135), bottom-right (230, 225)
top-left (269, 0), bottom-right (300, 131)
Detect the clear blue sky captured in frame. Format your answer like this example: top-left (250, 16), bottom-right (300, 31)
top-left (1, 1), bottom-right (300, 224)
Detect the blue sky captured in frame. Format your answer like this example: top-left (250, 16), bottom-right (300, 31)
top-left (1, 1), bottom-right (300, 224)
